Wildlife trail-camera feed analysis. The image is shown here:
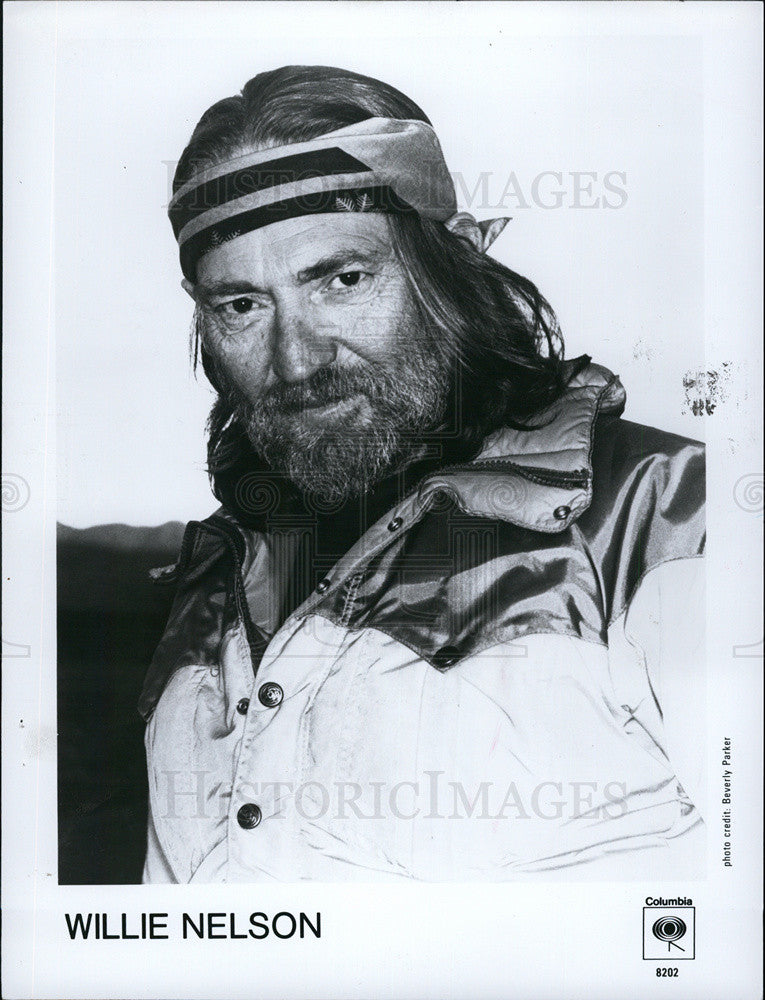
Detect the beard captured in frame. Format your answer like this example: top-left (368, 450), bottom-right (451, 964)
top-left (213, 322), bottom-right (451, 505)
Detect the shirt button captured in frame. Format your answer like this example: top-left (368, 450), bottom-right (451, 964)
top-left (236, 803), bottom-right (262, 829)
top-left (258, 682), bottom-right (283, 708)
top-left (316, 578), bottom-right (331, 593)
top-left (388, 516), bottom-right (403, 531)
top-left (553, 505), bottom-right (571, 520)
top-left (236, 698), bottom-right (250, 715)
top-left (433, 645), bottom-right (461, 669)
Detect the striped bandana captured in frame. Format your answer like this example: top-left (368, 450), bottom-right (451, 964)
top-left (169, 117), bottom-right (494, 280)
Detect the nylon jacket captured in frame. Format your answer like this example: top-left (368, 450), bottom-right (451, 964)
top-left (140, 361), bottom-right (706, 882)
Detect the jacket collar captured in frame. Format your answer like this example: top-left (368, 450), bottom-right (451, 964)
top-left (416, 360), bottom-right (626, 533)
top-left (159, 359), bottom-right (626, 640)
top-left (207, 359), bottom-right (626, 542)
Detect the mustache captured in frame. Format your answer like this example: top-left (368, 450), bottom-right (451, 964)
top-left (259, 364), bottom-right (392, 413)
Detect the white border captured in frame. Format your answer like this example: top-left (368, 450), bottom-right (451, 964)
top-left (2, 4), bottom-right (762, 998)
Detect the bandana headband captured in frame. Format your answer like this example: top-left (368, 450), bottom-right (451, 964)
top-left (169, 117), bottom-right (508, 280)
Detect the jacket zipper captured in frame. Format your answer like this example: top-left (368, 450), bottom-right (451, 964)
top-left (390, 459), bottom-right (591, 510)
top-left (431, 460), bottom-right (591, 490)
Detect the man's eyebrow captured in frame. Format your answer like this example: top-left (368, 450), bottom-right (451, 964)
top-left (296, 245), bottom-right (390, 284)
top-left (195, 280), bottom-right (267, 299)
top-left (194, 245), bottom-right (391, 298)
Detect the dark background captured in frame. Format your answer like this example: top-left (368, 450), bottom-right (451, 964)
top-left (57, 521), bottom-right (184, 884)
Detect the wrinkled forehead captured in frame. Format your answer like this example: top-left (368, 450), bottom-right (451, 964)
top-left (195, 212), bottom-right (395, 285)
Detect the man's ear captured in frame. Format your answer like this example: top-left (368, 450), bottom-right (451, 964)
top-left (181, 278), bottom-right (197, 300)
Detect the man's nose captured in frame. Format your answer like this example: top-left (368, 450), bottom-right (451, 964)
top-left (271, 303), bottom-right (338, 383)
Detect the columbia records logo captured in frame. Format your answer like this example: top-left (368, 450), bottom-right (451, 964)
top-left (643, 906), bottom-right (695, 960)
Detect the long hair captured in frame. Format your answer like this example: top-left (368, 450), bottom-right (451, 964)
top-left (173, 66), bottom-right (571, 494)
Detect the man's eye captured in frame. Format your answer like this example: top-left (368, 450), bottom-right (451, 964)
top-left (230, 297), bottom-right (255, 314)
top-left (329, 271), bottom-right (366, 290)
top-left (213, 297), bottom-right (259, 320)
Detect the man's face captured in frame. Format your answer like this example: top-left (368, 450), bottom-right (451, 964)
top-left (190, 213), bottom-right (450, 501)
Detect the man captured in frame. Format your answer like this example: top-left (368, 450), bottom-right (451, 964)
top-left (140, 65), bottom-right (705, 882)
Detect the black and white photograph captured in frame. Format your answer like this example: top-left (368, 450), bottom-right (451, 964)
top-left (2, 3), bottom-right (762, 998)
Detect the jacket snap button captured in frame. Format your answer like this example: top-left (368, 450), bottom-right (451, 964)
top-left (388, 517), bottom-right (403, 531)
top-left (236, 698), bottom-right (250, 715)
top-left (553, 505), bottom-right (571, 520)
top-left (258, 682), bottom-right (283, 708)
top-left (316, 578), bottom-right (330, 593)
top-left (236, 803), bottom-right (262, 829)
top-left (433, 645), bottom-right (461, 669)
